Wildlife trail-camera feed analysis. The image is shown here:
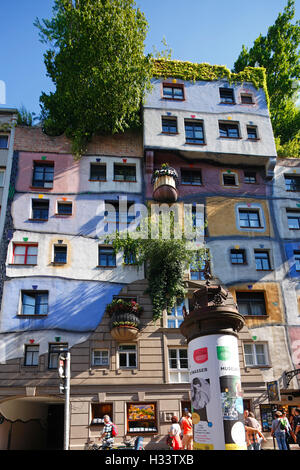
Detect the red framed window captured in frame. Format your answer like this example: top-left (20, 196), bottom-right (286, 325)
top-left (13, 244), bottom-right (38, 265)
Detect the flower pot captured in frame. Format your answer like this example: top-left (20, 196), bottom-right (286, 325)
top-left (110, 325), bottom-right (139, 341)
top-left (153, 175), bottom-right (178, 202)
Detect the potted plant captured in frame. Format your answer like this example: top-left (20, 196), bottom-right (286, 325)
top-left (151, 163), bottom-right (179, 202)
top-left (105, 298), bottom-right (143, 341)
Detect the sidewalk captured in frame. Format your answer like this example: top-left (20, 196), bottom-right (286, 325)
top-left (261, 436), bottom-right (300, 451)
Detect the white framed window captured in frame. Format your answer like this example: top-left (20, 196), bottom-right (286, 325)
top-left (118, 344), bottom-right (137, 368)
top-left (236, 204), bottom-right (265, 232)
top-left (92, 349), bottom-right (109, 367)
top-left (169, 348), bottom-right (189, 383)
top-left (48, 343), bottom-right (68, 369)
top-left (243, 343), bottom-right (269, 367)
top-left (167, 299), bottom-right (188, 328)
top-left (24, 345), bottom-right (39, 366)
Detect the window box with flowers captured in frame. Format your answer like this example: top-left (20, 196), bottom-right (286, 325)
top-left (105, 298), bottom-right (143, 341)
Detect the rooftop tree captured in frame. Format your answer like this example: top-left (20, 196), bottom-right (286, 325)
top-left (34, 0), bottom-right (153, 158)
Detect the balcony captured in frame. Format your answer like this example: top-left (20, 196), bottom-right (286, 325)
top-left (151, 165), bottom-right (179, 202)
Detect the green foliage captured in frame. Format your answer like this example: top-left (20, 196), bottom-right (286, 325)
top-left (17, 105), bottom-right (37, 126)
top-left (34, 0), bottom-right (153, 158)
top-left (275, 135), bottom-right (300, 157)
top-left (105, 213), bottom-right (207, 321)
top-left (233, 0), bottom-right (300, 148)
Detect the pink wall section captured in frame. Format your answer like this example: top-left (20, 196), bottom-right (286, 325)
top-left (145, 151), bottom-right (269, 200)
top-left (16, 152), bottom-right (80, 193)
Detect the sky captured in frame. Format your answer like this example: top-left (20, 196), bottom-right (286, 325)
top-left (0, 0), bottom-right (298, 116)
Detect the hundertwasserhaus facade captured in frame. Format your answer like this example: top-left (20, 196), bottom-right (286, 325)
top-left (0, 60), bottom-right (299, 450)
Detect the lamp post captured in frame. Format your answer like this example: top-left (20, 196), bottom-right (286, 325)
top-left (180, 271), bottom-right (246, 450)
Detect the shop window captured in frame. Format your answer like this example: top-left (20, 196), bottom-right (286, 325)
top-left (91, 403), bottom-right (113, 425)
top-left (236, 292), bottom-right (266, 316)
top-left (169, 348), bottom-right (189, 383)
top-left (48, 343), bottom-right (68, 369)
top-left (127, 403), bottom-right (158, 433)
top-left (90, 163), bottom-right (106, 181)
top-left (32, 162), bottom-right (54, 188)
top-left (24, 345), bottom-right (39, 366)
top-left (13, 243), bottom-right (38, 265)
top-left (243, 343), bottom-right (269, 367)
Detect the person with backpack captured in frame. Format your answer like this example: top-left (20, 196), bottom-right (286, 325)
top-left (99, 415), bottom-right (118, 449)
top-left (271, 411), bottom-right (288, 450)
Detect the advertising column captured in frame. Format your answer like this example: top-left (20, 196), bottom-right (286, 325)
top-left (189, 334), bottom-right (246, 450)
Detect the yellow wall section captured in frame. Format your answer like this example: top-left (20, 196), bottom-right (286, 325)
top-left (206, 197), bottom-right (273, 237)
top-left (229, 282), bottom-right (284, 328)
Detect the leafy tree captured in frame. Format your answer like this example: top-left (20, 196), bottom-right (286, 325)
top-left (34, 0), bottom-right (153, 158)
top-left (17, 105), bottom-right (37, 126)
top-left (233, 0), bottom-right (300, 155)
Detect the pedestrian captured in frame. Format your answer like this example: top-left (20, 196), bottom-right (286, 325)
top-left (281, 411), bottom-right (292, 450)
top-left (271, 411), bottom-right (288, 450)
top-left (99, 414), bottom-right (115, 449)
top-left (181, 411), bottom-right (193, 450)
top-left (294, 408), bottom-right (300, 447)
top-left (168, 416), bottom-right (182, 450)
top-left (245, 411), bottom-right (263, 450)
top-left (245, 425), bottom-right (266, 450)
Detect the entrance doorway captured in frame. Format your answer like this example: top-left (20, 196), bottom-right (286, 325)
top-left (46, 404), bottom-right (64, 449)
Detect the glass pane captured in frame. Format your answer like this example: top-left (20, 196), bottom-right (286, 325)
top-left (129, 353), bottom-right (136, 367)
top-left (14, 246), bottom-right (26, 255)
top-left (167, 320), bottom-right (176, 328)
top-left (170, 359), bottom-right (177, 369)
top-left (119, 353), bottom-right (127, 367)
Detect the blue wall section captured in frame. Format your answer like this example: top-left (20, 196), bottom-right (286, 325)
top-left (1, 277), bottom-right (124, 333)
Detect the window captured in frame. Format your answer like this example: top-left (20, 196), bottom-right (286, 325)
top-left (236, 292), bottom-right (266, 316)
top-left (124, 252), bottom-right (137, 265)
top-left (241, 93), bottom-right (254, 104)
top-left (48, 343), bottom-right (68, 369)
top-left (104, 201), bottom-right (135, 229)
top-left (244, 171), bottom-right (256, 184)
top-left (169, 349), bottom-right (189, 383)
top-left (24, 345), bottom-right (39, 366)
top-left (219, 122), bottom-right (239, 138)
top-left (114, 164), bottom-right (136, 182)
top-left (32, 162), bottom-right (54, 188)
top-left (223, 173), bottom-right (238, 186)
top-left (243, 343), bottom-right (269, 367)
top-left (32, 199), bottom-right (49, 220)
top-left (0, 135), bottom-right (8, 148)
top-left (230, 249), bottom-right (246, 265)
top-left (13, 244), bottom-right (38, 265)
top-left (127, 403), bottom-right (157, 433)
top-left (284, 175), bottom-right (300, 192)
top-left (0, 169), bottom-right (5, 186)
top-left (162, 83), bottom-right (184, 100)
top-left (21, 291), bottom-right (48, 316)
top-left (247, 126), bottom-right (258, 140)
top-left (98, 246), bottom-right (116, 267)
top-left (219, 88), bottom-right (235, 104)
top-left (286, 210), bottom-right (300, 229)
top-left (162, 117), bottom-right (178, 134)
top-left (91, 403), bottom-right (113, 425)
top-left (181, 169), bottom-right (202, 185)
top-left (238, 209), bottom-right (261, 228)
top-left (53, 245), bottom-right (67, 264)
top-left (190, 256), bottom-right (208, 281)
top-left (92, 349), bottom-right (109, 367)
top-left (118, 344), bottom-right (137, 368)
top-left (185, 121), bottom-right (205, 144)
top-left (90, 163), bottom-right (106, 181)
top-left (167, 300), bottom-right (186, 328)
top-left (254, 250), bottom-right (271, 271)
top-left (294, 251), bottom-right (300, 271)
top-left (57, 201), bottom-right (72, 215)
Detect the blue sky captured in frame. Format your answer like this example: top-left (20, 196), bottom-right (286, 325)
top-left (0, 0), bottom-right (297, 116)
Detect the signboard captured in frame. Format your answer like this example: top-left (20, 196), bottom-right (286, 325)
top-left (189, 334), bottom-right (246, 450)
top-left (267, 381), bottom-right (281, 402)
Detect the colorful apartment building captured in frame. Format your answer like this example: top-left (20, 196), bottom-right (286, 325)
top-left (0, 60), bottom-right (299, 450)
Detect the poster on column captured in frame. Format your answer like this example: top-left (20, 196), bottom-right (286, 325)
top-left (189, 334), bottom-right (246, 450)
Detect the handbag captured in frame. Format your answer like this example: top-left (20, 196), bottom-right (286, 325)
top-left (166, 435), bottom-right (173, 447)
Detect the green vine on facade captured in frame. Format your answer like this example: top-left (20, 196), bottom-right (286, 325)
top-left (151, 58), bottom-right (270, 110)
